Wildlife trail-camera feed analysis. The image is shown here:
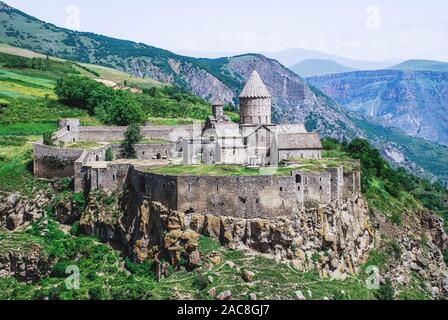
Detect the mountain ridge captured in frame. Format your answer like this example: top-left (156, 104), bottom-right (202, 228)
top-left (1, 1), bottom-right (446, 186)
top-left (290, 59), bottom-right (356, 77)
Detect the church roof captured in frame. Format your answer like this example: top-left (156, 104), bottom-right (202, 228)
top-left (239, 70), bottom-right (271, 99)
top-left (276, 124), bottom-right (308, 134)
top-left (276, 133), bottom-right (323, 150)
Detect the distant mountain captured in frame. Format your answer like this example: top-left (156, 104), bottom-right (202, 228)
top-left (307, 70), bottom-right (448, 147)
top-left (1, 1), bottom-right (446, 185)
top-left (263, 48), bottom-right (398, 70)
top-left (0, 1), bottom-right (364, 139)
top-left (290, 59), bottom-right (356, 77)
top-left (389, 59), bottom-right (448, 72)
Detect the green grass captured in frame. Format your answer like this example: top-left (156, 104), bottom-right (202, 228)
top-left (146, 159), bottom-right (359, 177)
top-left (0, 137), bottom-right (48, 194)
top-left (111, 138), bottom-right (171, 145)
top-left (65, 141), bottom-right (103, 150)
top-left (147, 117), bottom-right (204, 126)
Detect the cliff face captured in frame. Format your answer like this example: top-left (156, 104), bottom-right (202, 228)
top-left (78, 191), bottom-right (448, 298)
top-left (307, 70), bottom-right (448, 147)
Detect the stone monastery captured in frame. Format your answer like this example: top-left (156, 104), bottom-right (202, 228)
top-left (33, 70), bottom-right (361, 219)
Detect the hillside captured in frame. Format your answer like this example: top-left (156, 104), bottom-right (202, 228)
top-left (0, 1), bottom-right (364, 141)
top-left (307, 70), bottom-right (448, 147)
top-left (290, 59), bottom-right (356, 77)
top-left (0, 51), bottom-right (228, 193)
top-left (1, 1), bottom-right (447, 186)
top-left (390, 59), bottom-right (448, 72)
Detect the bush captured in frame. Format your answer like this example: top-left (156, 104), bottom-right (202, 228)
top-left (375, 279), bottom-right (395, 300)
top-left (56, 76), bottom-right (145, 125)
top-left (43, 132), bottom-right (56, 146)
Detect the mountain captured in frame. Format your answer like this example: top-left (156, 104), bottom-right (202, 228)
top-left (290, 59), bottom-right (356, 77)
top-left (1, 1), bottom-right (446, 185)
top-left (307, 70), bottom-right (448, 147)
top-left (390, 59), bottom-right (448, 72)
top-left (0, 1), bottom-right (362, 139)
top-left (263, 48), bottom-right (398, 70)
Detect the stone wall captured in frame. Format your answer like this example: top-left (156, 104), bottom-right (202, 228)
top-left (110, 144), bottom-right (176, 160)
top-left (343, 171), bottom-right (361, 197)
top-left (126, 166), bottom-right (357, 220)
top-left (77, 125), bottom-right (194, 143)
top-left (90, 163), bottom-right (132, 193)
top-left (130, 171), bottom-right (179, 210)
top-left (33, 143), bottom-right (84, 179)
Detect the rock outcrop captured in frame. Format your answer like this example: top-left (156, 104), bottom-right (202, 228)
top-left (0, 191), bottom-right (51, 230)
top-left (0, 236), bottom-right (51, 284)
top-left (80, 192), bottom-right (376, 278)
top-left (375, 210), bottom-right (448, 298)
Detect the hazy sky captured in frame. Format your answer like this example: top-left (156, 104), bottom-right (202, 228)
top-left (5, 0), bottom-right (448, 61)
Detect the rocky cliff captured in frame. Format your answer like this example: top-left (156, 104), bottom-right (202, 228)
top-left (76, 191), bottom-right (448, 298)
top-left (307, 70), bottom-right (448, 147)
top-left (1, 1), bottom-right (445, 184)
top-left (1, 188), bottom-right (447, 298)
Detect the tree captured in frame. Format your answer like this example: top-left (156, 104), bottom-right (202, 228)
top-left (98, 92), bottom-right (145, 126)
top-left (105, 148), bottom-right (114, 161)
top-left (121, 124), bottom-right (142, 159)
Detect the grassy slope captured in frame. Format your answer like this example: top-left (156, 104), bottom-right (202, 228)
top-left (0, 43), bottom-right (165, 89)
top-left (354, 118), bottom-right (448, 182)
top-left (0, 52), bottom-right (101, 193)
top-left (0, 217), bottom-right (377, 300)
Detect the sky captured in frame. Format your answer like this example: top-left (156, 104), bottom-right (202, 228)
top-left (4, 0), bottom-right (448, 61)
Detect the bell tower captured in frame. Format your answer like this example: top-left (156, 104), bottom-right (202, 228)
top-left (239, 70), bottom-right (272, 125)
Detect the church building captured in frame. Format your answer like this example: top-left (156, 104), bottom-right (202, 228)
top-left (183, 70), bottom-right (323, 166)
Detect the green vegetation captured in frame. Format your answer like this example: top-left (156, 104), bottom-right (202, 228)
top-left (121, 124), bottom-right (142, 159)
top-left (354, 118), bottom-right (448, 183)
top-left (146, 156), bottom-right (360, 177)
top-left (66, 141), bottom-right (103, 150)
top-left (55, 75), bottom-right (145, 126)
top-left (323, 138), bottom-right (448, 228)
top-left (0, 222), bottom-right (378, 300)
top-left (0, 137), bottom-right (47, 195)
top-left (105, 148), bottom-right (113, 162)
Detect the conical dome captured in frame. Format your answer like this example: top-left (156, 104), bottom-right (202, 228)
top-left (239, 70), bottom-right (271, 99)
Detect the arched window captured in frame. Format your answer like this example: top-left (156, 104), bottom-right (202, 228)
top-left (95, 155), bottom-right (99, 161)
top-left (296, 174), bottom-right (302, 183)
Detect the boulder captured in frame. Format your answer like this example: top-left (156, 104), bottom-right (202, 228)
top-left (242, 270), bottom-right (255, 282)
top-left (216, 290), bottom-right (232, 301)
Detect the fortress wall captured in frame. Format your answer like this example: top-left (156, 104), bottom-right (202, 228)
top-left (90, 163), bottom-right (132, 193)
top-left (74, 153), bottom-right (89, 193)
top-left (329, 167), bottom-right (344, 202)
top-left (131, 172), bottom-right (178, 210)
top-left (110, 144), bottom-right (176, 160)
top-left (343, 171), bottom-right (361, 198)
top-left (33, 143), bottom-right (84, 179)
top-left (77, 125), bottom-right (194, 143)
top-left (176, 175), bottom-right (300, 219)
top-left (302, 172), bottom-right (332, 204)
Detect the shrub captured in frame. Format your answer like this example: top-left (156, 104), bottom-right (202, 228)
top-left (43, 132), bottom-right (56, 146)
top-left (375, 279), bottom-right (395, 300)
